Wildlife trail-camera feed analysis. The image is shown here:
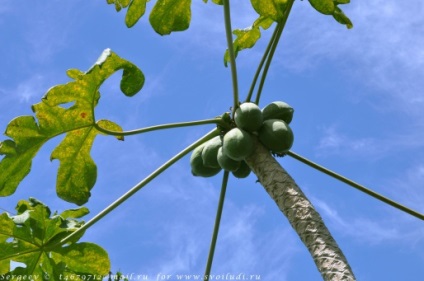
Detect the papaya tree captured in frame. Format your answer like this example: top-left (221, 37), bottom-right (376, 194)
top-left (1, 1), bottom-right (423, 280)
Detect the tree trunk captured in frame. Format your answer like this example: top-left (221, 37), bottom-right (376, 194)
top-left (245, 139), bottom-right (356, 281)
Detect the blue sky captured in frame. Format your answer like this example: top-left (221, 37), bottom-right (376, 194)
top-left (1, 1), bottom-right (424, 280)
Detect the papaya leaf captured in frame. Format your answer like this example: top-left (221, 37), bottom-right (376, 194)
top-left (308, 0), bottom-right (335, 15)
top-left (307, 0), bottom-right (353, 29)
top-left (332, 6), bottom-right (353, 29)
top-left (224, 17), bottom-right (274, 66)
top-left (0, 199), bottom-right (110, 280)
top-left (203, 0), bottom-right (223, 4)
top-left (107, 0), bottom-right (131, 12)
top-left (250, 0), bottom-right (289, 22)
top-left (0, 49), bottom-right (144, 205)
top-left (125, 0), bottom-right (148, 28)
top-left (149, 0), bottom-right (192, 35)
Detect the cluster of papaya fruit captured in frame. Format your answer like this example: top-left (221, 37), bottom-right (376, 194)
top-left (190, 101), bottom-right (294, 178)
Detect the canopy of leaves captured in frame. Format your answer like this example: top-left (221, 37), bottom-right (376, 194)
top-left (0, 198), bottom-right (110, 280)
top-left (107, 0), bottom-right (352, 64)
top-left (0, 49), bottom-right (145, 205)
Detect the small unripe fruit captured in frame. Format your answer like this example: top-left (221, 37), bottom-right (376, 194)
top-left (217, 147), bottom-right (241, 172)
top-left (234, 102), bottom-right (263, 132)
top-left (190, 145), bottom-right (221, 177)
top-left (232, 161), bottom-right (251, 179)
top-left (262, 101), bottom-right (294, 124)
top-left (222, 128), bottom-right (254, 161)
top-left (201, 136), bottom-right (222, 168)
top-left (258, 119), bottom-right (294, 154)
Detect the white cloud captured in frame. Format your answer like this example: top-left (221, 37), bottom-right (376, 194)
top-left (282, 1), bottom-right (424, 114)
top-left (312, 196), bottom-right (403, 245)
top-left (387, 164), bottom-right (424, 213)
top-left (316, 125), bottom-right (424, 159)
top-left (8, 74), bottom-right (47, 103)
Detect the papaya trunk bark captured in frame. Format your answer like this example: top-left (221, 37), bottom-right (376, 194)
top-left (245, 139), bottom-right (356, 281)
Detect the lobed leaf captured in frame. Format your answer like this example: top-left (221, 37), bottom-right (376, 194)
top-left (149, 0), bottom-right (192, 35)
top-left (0, 49), bottom-right (144, 205)
top-left (0, 199), bottom-right (110, 280)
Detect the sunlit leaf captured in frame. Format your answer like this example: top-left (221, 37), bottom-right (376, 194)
top-left (0, 199), bottom-right (110, 280)
top-left (250, 0), bottom-right (289, 21)
top-left (332, 6), bottom-right (353, 29)
top-left (125, 0), bottom-right (148, 28)
top-left (149, 0), bottom-right (192, 35)
top-left (224, 16), bottom-right (274, 66)
top-left (308, 0), bottom-right (335, 15)
top-left (0, 49), bottom-right (144, 205)
top-left (307, 0), bottom-right (353, 29)
top-left (107, 0), bottom-right (131, 12)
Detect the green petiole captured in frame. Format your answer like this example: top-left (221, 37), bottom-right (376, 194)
top-left (246, 23), bottom-right (281, 103)
top-left (255, 1), bottom-right (295, 105)
top-left (55, 128), bottom-right (221, 247)
top-left (287, 150), bottom-right (424, 221)
top-left (222, 0), bottom-right (240, 118)
top-left (204, 171), bottom-right (229, 280)
top-left (95, 117), bottom-right (229, 137)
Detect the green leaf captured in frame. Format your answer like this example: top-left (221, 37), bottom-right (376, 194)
top-left (0, 199), bottom-right (110, 280)
top-left (332, 6), bottom-right (353, 29)
top-left (308, 0), bottom-right (335, 15)
top-left (0, 49), bottom-right (144, 205)
top-left (125, 0), bottom-right (148, 28)
top-left (224, 16), bottom-right (274, 66)
top-left (149, 0), bottom-right (192, 35)
top-left (307, 0), bottom-right (353, 29)
top-left (107, 0), bottom-right (131, 12)
top-left (250, 0), bottom-right (289, 21)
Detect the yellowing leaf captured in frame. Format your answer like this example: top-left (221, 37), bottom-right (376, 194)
top-left (149, 0), bottom-right (192, 35)
top-left (224, 16), bottom-right (274, 66)
top-left (125, 0), bottom-right (148, 28)
top-left (0, 49), bottom-right (144, 205)
top-left (250, 0), bottom-right (289, 21)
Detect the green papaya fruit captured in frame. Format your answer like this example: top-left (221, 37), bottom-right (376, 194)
top-left (232, 161), bottom-right (251, 179)
top-left (190, 144), bottom-right (221, 177)
top-left (234, 102), bottom-right (263, 132)
top-left (201, 136), bottom-right (222, 168)
top-left (222, 128), bottom-right (254, 161)
top-left (258, 119), bottom-right (294, 154)
top-left (262, 101), bottom-right (294, 124)
top-left (217, 147), bottom-right (241, 172)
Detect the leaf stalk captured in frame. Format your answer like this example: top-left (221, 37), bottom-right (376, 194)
top-left (255, 0), bottom-right (295, 105)
top-left (287, 150), bottom-right (424, 221)
top-left (94, 117), bottom-right (229, 137)
top-left (56, 128), bottom-right (221, 246)
top-left (204, 171), bottom-right (229, 280)
top-left (222, 0), bottom-right (240, 117)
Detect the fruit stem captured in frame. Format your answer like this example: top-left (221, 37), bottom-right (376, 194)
top-left (204, 171), bottom-right (229, 280)
top-left (94, 118), bottom-right (228, 137)
top-left (223, 0), bottom-right (240, 117)
top-left (55, 129), bottom-right (221, 247)
top-left (287, 150), bottom-right (424, 221)
top-left (255, 0), bottom-right (295, 105)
